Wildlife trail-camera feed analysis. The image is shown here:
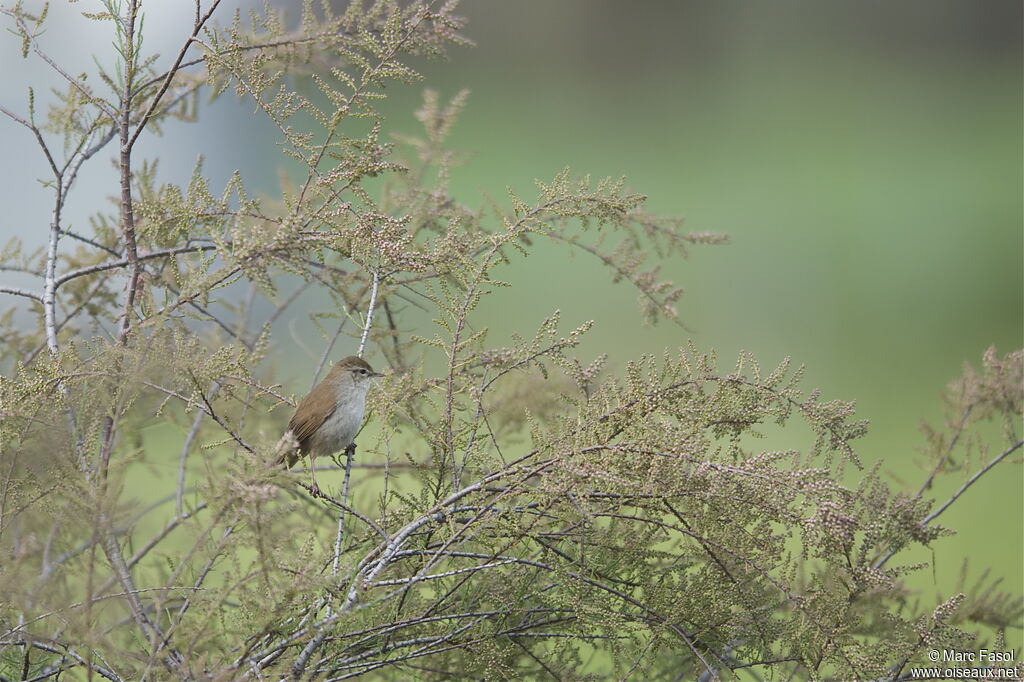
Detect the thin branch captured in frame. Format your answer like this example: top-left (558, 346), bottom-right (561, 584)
top-left (915, 405), bottom-right (972, 496)
top-left (545, 230), bottom-right (688, 329)
top-left (3, 639), bottom-right (122, 682)
top-left (58, 229), bottom-right (120, 257)
top-left (142, 380), bottom-right (255, 453)
top-left (366, 559), bottom-right (520, 587)
top-left (126, 503), bottom-right (209, 574)
top-left (0, 9), bottom-right (117, 120)
top-left (0, 286), bottom-right (43, 303)
top-left (357, 269), bottom-right (380, 358)
top-left (131, 32), bottom-right (354, 96)
top-left (0, 264), bottom-right (43, 277)
top-left (310, 314), bottom-right (350, 393)
top-left (23, 277), bottom-right (108, 365)
top-left (126, 0), bottom-right (223, 151)
top-left (874, 439), bottom-right (1024, 569)
top-left (54, 244), bottom-right (218, 288)
top-left (333, 446), bottom-right (356, 578)
top-left (166, 525), bottom-right (236, 652)
top-left (0, 104), bottom-right (59, 178)
top-left (177, 386), bottom-right (218, 516)
top-left (297, 482), bottom-right (387, 541)
top-left (97, 528), bottom-right (182, 667)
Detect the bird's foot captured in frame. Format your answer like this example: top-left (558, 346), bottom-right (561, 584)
top-left (344, 443), bottom-right (357, 458)
top-left (298, 478), bottom-right (323, 498)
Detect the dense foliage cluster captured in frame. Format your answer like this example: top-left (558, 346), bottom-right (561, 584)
top-left (0, 2), bottom-right (1020, 679)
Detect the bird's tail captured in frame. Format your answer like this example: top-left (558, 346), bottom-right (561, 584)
top-left (275, 430), bottom-right (300, 468)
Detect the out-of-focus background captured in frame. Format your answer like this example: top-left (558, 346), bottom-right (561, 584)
top-left (2, 0), bottom-right (1020, 623)
top-left (423, 1), bottom-right (1024, 606)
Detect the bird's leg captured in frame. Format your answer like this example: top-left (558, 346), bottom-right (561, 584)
top-left (344, 443), bottom-right (357, 458)
top-left (308, 453), bottom-right (320, 496)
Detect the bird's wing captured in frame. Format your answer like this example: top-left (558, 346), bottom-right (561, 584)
top-left (285, 382), bottom-right (337, 456)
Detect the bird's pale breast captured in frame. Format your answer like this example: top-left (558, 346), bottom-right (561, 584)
top-left (305, 384), bottom-right (367, 457)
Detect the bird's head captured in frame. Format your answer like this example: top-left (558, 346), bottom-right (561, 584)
top-left (326, 355), bottom-right (383, 391)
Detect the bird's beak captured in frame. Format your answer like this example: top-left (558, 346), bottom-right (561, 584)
top-left (371, 371), bottom-right (384, 378)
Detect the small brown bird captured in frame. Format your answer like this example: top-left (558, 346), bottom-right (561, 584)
top-left (278, 355), bottom-right (382, 491)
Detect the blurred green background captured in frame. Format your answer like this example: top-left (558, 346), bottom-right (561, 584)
top-left (362, 0), bottom-right (1023, 613)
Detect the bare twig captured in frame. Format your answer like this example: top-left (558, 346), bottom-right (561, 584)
top-left (3, 639), bottom-right (122, 682)
top-left (310, 315), bottom-right (350, 392)
top-left (126, 0), bottom-right (223, 151)
top-left (0, 286), bottom-right (43, 303)
top-left (874, 438), bottom-right (1024, 570)
top-left (298, 482), bottom-right (387, 541)
top-left (0, 9), bottom-right (117, 120)
top-left (357, 269), bottom-right (380, 359)
top-left (177, 389), bottom-right (218, 516)
top-left (915, 406), bottom-right (972, 496)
